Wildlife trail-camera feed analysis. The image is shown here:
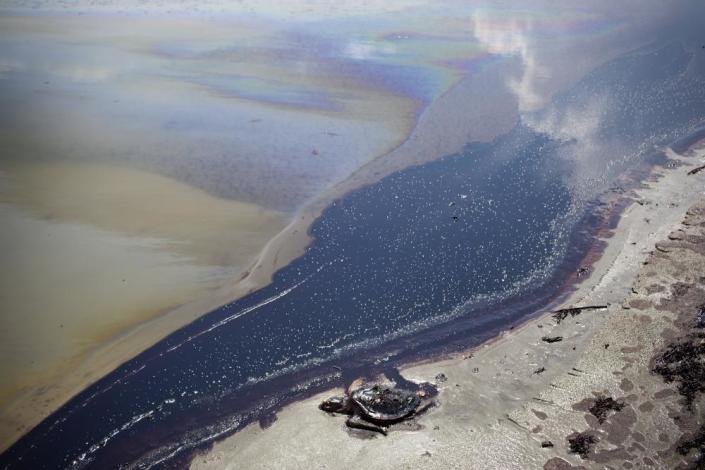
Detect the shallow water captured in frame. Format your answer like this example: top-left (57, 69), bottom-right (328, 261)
top-left (0, 161), bottom-right (285, 443)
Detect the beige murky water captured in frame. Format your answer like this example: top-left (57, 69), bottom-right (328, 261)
top-left (0, 160), bottom-right (285, 424)
top-left (0, 7), bottom-right (424, 448)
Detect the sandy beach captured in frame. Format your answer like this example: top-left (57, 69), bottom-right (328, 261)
top-left (191, 143), bottom-right (705, 468)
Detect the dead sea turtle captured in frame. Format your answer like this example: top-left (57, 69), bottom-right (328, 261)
top-left (319, 384), bottom-right (424, 435)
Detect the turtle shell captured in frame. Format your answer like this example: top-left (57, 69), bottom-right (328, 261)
top-left (350, 385), bottom-right (420, 422)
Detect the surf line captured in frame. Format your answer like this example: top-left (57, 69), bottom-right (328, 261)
top-left (65, 261), bottom-right (338, 468)
top-left (163, 260), bottom-right (335, 354)
top-left (50, 261), bottom-right (335, 440)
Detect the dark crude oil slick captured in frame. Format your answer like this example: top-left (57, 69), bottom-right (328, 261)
top-left (3, 31), bottom-right (705, 470)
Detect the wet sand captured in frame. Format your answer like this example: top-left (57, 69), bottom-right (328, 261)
top-left (191, 146), bottom-right (705, 468)
top-left (0, 161), bottom-right (286, 451)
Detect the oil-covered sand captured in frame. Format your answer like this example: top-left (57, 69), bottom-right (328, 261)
top-left (192, 147), bottom-right (705, 469)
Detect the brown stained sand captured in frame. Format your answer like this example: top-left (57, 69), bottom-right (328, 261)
top-left (0, 161), bottom-right (286, 451)
top-left (190, 149), bottom-right (705, 469)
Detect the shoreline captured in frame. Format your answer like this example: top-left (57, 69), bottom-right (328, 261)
top-left (191, 143), bottom-right (705, 468)
top-left (0, 60), bottom-right (518, 453)
top-left (237, 58), bottom-right (521, 304)
top-left (0, 160), bottom-right (290, 453)
top-left (2, 3), bottom-right (700, 461)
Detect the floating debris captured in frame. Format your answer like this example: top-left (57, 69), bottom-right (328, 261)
top-left (435, 373), bottom-right (448, 383)
top-left (534, 367), bottom-right (546, 375)
top-left (541, 440), bottom-right (554, 448)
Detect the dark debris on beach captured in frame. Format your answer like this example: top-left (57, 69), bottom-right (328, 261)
top-left (542, 336), bottom-right (563, 343)
top-left (588, 396), bottom-right (625, 423)
top-left (687, 164), bottom-right (705, 176)
top-left (652, 333), bottom-right (705, 408)
top-left (695, 304), bottom-right (705, 329)
top-left (677, 424), bottom-right (705, 468)
top-left (552, 305), bottom-right (608, 324)
top-left (568, 432), bottom-right (597, 459)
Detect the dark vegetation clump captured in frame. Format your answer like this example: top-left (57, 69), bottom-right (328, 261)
top-left (695, 304), bottom-right (705, 329)
top-left (553, 308), bottom-right (582, 324)
top-left (542, 336), bottom-right (563, 343)
top-left (588, 396), bottom-right (625, 423)
top-left (568, 432), bottom-right (597, 459)
top-left (652, 335), bottom-right (705, 408)
top-left (677, 425), bottom-right (705, 468)
top-left (552, 305), bottom-right (607, 324)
